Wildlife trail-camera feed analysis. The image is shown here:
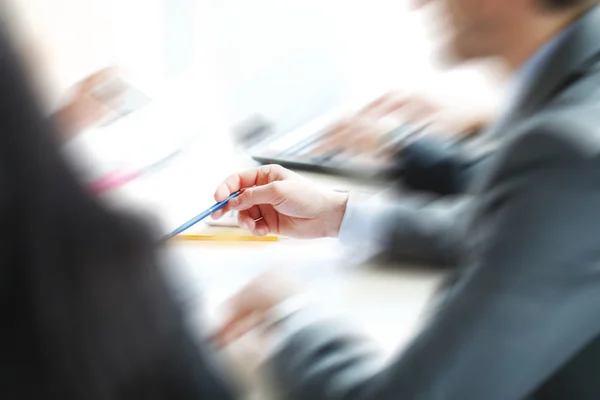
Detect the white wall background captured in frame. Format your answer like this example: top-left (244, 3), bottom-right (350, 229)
top-left (7, 0), bottom-right (503, 122)
top-left (187, 0), bottom-right (503, 133)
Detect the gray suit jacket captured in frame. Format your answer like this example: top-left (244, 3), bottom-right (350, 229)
top-left (268, 6), bottom-right (600, 399)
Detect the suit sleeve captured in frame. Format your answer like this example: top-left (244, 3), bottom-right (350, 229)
top-left (338, 195), bottom-right (462, 263)
top-left (381, 196), bottom-right (471, 266)
top-left (268, 132), bottom-right (600, 399)
top-left (338, 193), bottom-right (472, 267)
top-left (399, 137), bottom-right (478, 196)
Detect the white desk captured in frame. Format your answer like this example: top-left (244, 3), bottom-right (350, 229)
top-left (85, 137), bottom-right (445, 399)
top-left (165, 237), bottom-right (443, 399)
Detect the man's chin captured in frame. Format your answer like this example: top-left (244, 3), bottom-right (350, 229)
top-left (432, 39), bottom-right (481, 69)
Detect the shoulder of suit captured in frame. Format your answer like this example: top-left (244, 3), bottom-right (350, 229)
top-left (482, 107), bottom-right (600, 187)
top-left (502, 107), bottom-right (600, 164)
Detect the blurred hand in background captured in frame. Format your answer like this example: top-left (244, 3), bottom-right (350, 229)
top-left (53, 67), bottom-right (124, 141)
top-left (214, 270), bottom-right (300, 347)
top-left (314, 90), bottom-right (494, 156)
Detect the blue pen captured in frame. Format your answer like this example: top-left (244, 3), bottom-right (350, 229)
top-left (163, 191), bottom-right (241, 241)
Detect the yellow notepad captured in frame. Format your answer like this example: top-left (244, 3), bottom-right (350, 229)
top-left (171, 224), bottom-right (278, 242)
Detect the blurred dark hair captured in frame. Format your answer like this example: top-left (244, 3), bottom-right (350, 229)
top-left (0, 21), bottom-right (234, 400)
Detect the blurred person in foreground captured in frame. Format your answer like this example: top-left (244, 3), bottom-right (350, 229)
top-left (0, 24), bottom-right (237, 400)
top-left (213, 0), bottom-right (600, 399)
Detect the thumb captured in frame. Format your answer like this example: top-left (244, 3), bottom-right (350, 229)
top-left (229, 182), bottom-right (284, 211)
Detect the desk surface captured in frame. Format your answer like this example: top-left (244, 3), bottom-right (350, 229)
top-left (166, 238), bottom-right (443, 399)
top-left (92, 138), bottom-right (444, 399)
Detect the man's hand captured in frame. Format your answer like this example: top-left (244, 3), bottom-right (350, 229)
top-left (213, 165), bottom-right (349, 239)
top-left (214, 270), bottom-right (299, 347)
top-left (314, 90), bottom-right (492, 155)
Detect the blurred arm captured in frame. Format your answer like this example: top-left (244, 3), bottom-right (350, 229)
top-left (339, 195), bottom-right (471, 267)
top-left (336, 135), bottom-right (490, 266)
top-left (399, 136), bottom-right (485, 196)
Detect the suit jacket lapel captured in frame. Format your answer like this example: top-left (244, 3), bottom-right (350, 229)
top-left (510, 5), bottom-right (600, 121)
top-left (467, 5), bottom-right (600, 193)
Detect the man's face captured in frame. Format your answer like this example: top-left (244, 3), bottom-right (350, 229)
top-left (414, 0), bottom-right (524, 63)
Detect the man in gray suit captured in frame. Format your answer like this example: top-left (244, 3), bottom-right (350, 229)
top-left (212, 0), bottom-right (600, 398)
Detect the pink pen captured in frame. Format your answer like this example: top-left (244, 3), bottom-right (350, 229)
top-left (88, 169), bottom-right (141, 194)
top-left (87, 148), bottom-right (183, 194)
